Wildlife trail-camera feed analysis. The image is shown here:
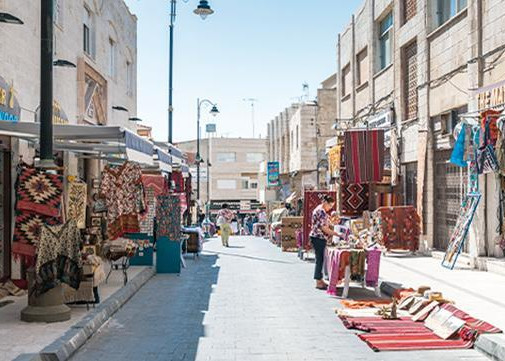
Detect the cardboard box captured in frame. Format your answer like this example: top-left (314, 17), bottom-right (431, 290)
top-left (281, 217), bottom-right (303, 251)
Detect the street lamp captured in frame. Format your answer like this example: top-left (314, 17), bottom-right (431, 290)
top-left (112, 105), bottom-right (129, 112)
top-left (53, 59), bottom-right (76, 68)
top-left (129, 117), bottom-right (143, 122)
top-left (168, 0), bottom-right (215, 144)
top-left (0, 12), bottom-right (23, 24)
top-left (196, 99), bottom-right (219, 203)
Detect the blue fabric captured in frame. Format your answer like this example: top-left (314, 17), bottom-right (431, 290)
top-left (450, 124), bottom-right (467, 167)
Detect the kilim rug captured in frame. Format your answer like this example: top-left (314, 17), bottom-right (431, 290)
top-left (156, 195), bottom-right (181, 241)
top-left (341, 183), bottom-right (369, 217)
top-left (358, 331), bottom-right (474, 351)
top-left (302, 190), bottom-right (337, 250)
top-left (16, 167), bottom-right (64, 217)
top-left (139, 187), bottom-right (156, 236)
top-left (344, 130), bottom-right (385, 184)
top-left (66, 181), bottom-right (87, 229)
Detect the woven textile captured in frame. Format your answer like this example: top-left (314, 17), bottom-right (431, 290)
top-left (35, 220), bottom-right (83, 295)
top-left (139, 175), bottom-right (168, 236)
top-left (373, 206), bottom-right (420, 251)
top-left (328, 145), bottom-right (342, 176)
top-left (66, 181), bottom-right (87, 229)
top-left (100, 162), bottom-right (144, 240)
top-left (341, 182), bottom-right (369, 217)
top-left (303, 191), bottom-right (337, 250)
top-left (344, 130), bottom-right (385, 184)
top-left (156, 195), bottom-right (181, 241)
top-left (16, 167), bottom-right (63, 217)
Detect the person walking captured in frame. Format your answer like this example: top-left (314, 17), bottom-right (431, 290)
top-left (217, 203), bottom-right (234, 247)
top-left (309, 195), bottom-right (340, 290)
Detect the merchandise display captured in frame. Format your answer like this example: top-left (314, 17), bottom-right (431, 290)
top-left (372, 206), bottom-right (420, 251)
top-left (66, 180), bottom-right (87, 229)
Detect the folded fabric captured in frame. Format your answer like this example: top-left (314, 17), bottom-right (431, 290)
top-left (16, 167), bottom-right (63, 217)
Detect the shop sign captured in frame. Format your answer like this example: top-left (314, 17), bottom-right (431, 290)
top-left (206, 123), bottom-right (216, 133)
top-left (240, 200), bottom-right (251, 210)
top-left (189, 166), bottom-right (207, 180)
top-left (53, 100), bottom-right (69, 124)
top-left (267, 161), bottom-right (280, 187)
top-left (475, 79), bottom-right (505, 110)
top-left (366, 110), bottom-right (392, 147)
top-left (0, 76), bottom-right (20, 123)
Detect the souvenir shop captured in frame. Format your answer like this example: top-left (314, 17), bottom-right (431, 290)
top-left (0, 121), bottom-right (190, 318)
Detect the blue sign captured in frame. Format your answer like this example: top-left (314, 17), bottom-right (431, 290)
top-left (0, 76), bottom-right (20, 123)
top-left (206, 123), bottom-right (216, 133)
top-left (267, 161), bottom-right (280, 187)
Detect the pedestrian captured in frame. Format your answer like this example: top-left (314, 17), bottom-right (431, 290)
top-left (217, 203), bottom-right (234, 247)
top-left (309, 195), bottom-right (341, 290)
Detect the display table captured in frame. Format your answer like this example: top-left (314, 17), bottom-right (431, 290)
top-left (325, 248), bottom-right (381, 298)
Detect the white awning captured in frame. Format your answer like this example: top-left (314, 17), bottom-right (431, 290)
top-left (0, 122), bottom-right (154, 166)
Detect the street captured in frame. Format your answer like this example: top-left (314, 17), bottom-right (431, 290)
top-left (70, 236), bottom-right (490, 361)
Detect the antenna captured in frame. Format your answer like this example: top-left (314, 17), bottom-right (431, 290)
top-left (243, 98), bottom-right (258, 138)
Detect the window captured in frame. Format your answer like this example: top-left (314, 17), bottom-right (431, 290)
top-left (341, 64), bottom-right (351, 97)
top-left (296, 125), bottom-right (299, 150)
top-left (379, 12), bottom-right (393, 70)
top-left (216, 152), bottom-right (236, 163)
top-left (126, 61), bottom-right (134, 96)
top-left (403, 41), bottom-right (418, 120)
top-left (403, 0), bottom-right (417, 24)
top-left (241, 180), bottom-right (249, 189)
top-left (217, 180), bottom-right (236, 190)
top-left (109, 38), bottom-right (117, 78)
top-left (250, 182), bottom-right (258, 190)
top-left (54, 0), bottom-right (64, 28)
top-left (436, 0), bottom-right (467, 27)
top-left (246, 153), bottom-right (264, 163)
top-left (356, 48), bottom-right (368, 87)
top-left (83, 7), bottom-right (95, 58)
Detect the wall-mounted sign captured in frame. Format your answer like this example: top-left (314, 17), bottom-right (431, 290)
top-left (475, 79), bottom-right (505, 110)
top-left (53, 100), bottom-right (69, 124)
top-left (366, 110), bottom-right (392, 147)
top-left (267, 161), bottom-right (280, 187)
top-left (0, 76), bottom-right (20, 123)
top-left (206, 123), bottom-right (216, 133)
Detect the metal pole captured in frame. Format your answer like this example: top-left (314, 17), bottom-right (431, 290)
top-left (168, 0), bottom-right (176, 144)
top-left (40, 0), bottom-right (54, 165)
top-left (207, 131), bottom-right (211, 204)
top-left (197, 99), bottom-right (201, 201)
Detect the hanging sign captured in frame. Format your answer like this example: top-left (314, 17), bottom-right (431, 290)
top-left (267, 161), bottom-right (280, 187)
top-left (366, 110), bottom-right (392, 147)
top-left (0, 76), bottom-right (20, 123)
top-left (53, 100), bottom-right (69, 125)
top-left (206, 123), bottom-right (216, 133)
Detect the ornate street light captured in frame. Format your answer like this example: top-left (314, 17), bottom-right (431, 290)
top-left (194, 0), bottom-right (214, 20)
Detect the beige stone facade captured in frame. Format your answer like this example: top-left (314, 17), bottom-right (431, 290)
top-left (267, 76), bottom-right (337, 197)
top-left (336, 0), bottom-right (505, 261)
top-left (177, 137), bottom-right (267, 209)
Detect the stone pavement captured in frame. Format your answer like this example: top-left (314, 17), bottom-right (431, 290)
top-left (70, 236), bottom-right (490, 361)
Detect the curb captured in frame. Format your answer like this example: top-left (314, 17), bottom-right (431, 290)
top-left (14, 266), bottom-right (155, 361)
top-left (380, 281), bottom-right (505, 361)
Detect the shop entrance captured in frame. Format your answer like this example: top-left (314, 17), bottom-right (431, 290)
top-left (434, 150), bottom-right (468, 251)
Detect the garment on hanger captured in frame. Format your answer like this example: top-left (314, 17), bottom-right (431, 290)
top-left (100, 161), bottom-right (144, 240)
top-left (35, 219), bottom-right (83, 295)
top-left (66, 181), bottom-right (87, 229)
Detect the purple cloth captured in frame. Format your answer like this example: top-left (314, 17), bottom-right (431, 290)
top-left (326, 248), bottom-right (342, 296)
top-left (365, 249), bottom-right (381, 287)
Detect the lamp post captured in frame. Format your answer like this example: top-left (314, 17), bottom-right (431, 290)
top-left (0, 12), bottom-right (24, 24)
top-left (168, 0), bottom-right (215, 144)
top-left (196, 99), bottom-right (219, 202)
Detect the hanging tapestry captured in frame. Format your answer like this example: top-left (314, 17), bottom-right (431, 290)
top-left (139, 187), bottom-right (156, 236)
top-left (171, 171), bottom-right (184, 192)
top-left (442, 193), bottom-right (481, 269)
top-left (66, 181), bottom-right (87, 229)
top-left (341, 183), bottom-right (369, 217)
top-left (344, 130), bottom-right (385, 184)
top-left (142, 174), bottom-right (168, 196)
top-left (35, 219), bottom-right (83, 295)
top-left (481, 109), bottom-right (501, 145)
top-left (372, 206), bottom-right (420, 251)
top-left (328, 145), bottom-right (342, 176)
top-left (100, 161), bottom-right (144, 240)
top-left (302, 190), bottom-right (337, 250)
top-left (16, 167), bottom-right (63, 217)
top-left (156, 195), bottom-right (181, 241)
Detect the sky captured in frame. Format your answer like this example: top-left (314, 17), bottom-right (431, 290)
top-left (124, 0), bottom-right (362, 143)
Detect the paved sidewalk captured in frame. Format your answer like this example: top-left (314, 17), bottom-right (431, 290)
top-left (70, 237), bottom-right (490, 361)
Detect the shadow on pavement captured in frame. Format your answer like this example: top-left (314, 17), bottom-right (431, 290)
top-left (203, 250), bottom-right (296, 265)
top-left (71, 254), bottom-right (220, 361)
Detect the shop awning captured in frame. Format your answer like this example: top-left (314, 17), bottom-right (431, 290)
top-left (154, 147), bottom-right (172, 173)
top-left (0, 122), bottom-right (154, 165)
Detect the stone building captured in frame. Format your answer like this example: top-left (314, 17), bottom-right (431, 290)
top-left (336, 0), bottom-right (505, 263)
top-left (267, 75), bottom-right (337, 198)
top-left (177, 137), bottom-right (267, 214)
top-left (0, 0), bottom-right (137, 279)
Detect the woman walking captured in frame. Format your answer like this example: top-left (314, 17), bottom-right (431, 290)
top-left (310, 195), bottom-right (340, 290)
top-left (217, 203), bottom-right (234, 247)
